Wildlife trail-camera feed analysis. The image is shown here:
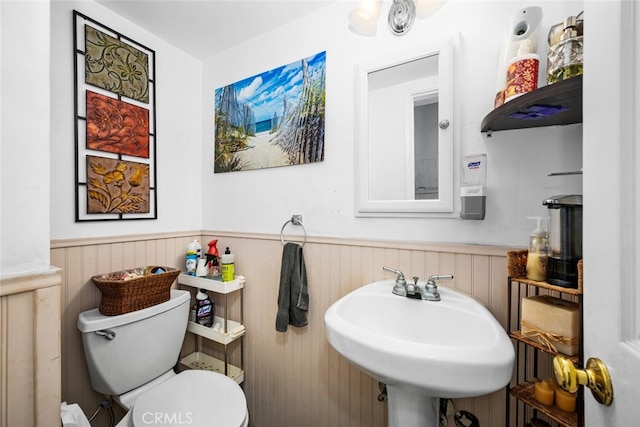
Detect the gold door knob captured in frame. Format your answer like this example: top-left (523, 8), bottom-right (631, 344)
top-left (553, 355), bottom-right (614, 406)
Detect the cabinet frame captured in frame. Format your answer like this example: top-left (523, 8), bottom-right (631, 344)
top-left (506, 252), bottom-right (584, 427)
top-left (178, 273), bottom-right (245, 384)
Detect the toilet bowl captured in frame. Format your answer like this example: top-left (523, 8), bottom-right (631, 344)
top-left (78, 289), bottom-right (248, 427)
top-left (115, 371), bottom-right (248, 427)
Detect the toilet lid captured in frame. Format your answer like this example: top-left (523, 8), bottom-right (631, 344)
top-left (131, 370), bottom-right (247, 427)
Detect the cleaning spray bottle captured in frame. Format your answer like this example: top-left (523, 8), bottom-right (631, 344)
top-left (206, 239), bottom-right (221, 279)
top-left (195, 288), bottom-right (214, 327)
top-left (526, 217), bottom-right (549, 281)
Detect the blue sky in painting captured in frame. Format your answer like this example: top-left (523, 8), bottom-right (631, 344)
top-left (217, 51), bottom-right (326, 124)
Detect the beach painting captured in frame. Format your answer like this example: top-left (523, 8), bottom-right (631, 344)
top-left (214, 51), bottom-right (326, 173)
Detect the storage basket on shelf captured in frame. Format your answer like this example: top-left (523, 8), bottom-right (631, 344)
top-left (91, 266), bottom-right (180, 315)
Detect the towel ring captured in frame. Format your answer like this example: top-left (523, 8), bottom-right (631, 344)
top-left (280, 215), bottom-right (307, 247)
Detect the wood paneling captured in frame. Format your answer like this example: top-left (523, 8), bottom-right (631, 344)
top-left (51, 232), bottom-right (515, 427)
top-left (0, 269), bottom-right (62, 427)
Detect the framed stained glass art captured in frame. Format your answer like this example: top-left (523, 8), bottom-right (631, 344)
top-left (73, 10), bottom-right (157, 221)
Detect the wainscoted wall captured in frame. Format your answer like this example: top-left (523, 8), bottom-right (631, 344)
top-left (51, 232), bottom-right (516, 427)
top-left (51, 232), bottom-right (202, 424)
top-left (0, 268), bottom-right (62, 426)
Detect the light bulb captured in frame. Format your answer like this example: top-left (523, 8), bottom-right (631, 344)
top-left (415, 0), bottom-right (446, 19)
top-left (348, 0), bottom-right (382, 36)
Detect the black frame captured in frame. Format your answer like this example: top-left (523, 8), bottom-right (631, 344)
top-left (73, 10), bottom-right (158, 222)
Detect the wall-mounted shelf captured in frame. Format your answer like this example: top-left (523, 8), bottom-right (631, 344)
top-left (481, 76), bottom-right (582, 134)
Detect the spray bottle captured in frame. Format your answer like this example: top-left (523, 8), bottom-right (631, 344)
top-left (195, 289), bottom-right (214, 327)
top-left (206, 239), bottom-right (221, 279)
top-left (526, 217), bottom-right (549, 281)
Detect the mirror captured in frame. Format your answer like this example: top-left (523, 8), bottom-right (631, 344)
top-left (355, 38), bottom-right (454, 216)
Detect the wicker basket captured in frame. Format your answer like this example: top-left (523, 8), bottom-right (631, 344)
top-left (91, 266), bottom-right (180, 315)
top-left (506, 250), bottom-right (529, 278)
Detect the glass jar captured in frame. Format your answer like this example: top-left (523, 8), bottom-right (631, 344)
top-left (547, 15), bottom-right (584, 84)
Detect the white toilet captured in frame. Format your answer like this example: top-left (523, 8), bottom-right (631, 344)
top-left (77, 289), bottom-right (248, 427)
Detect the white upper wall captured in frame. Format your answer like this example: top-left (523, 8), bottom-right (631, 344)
top-left (49, 0), bottom-right (203, 240)
top-left (1, 0), bottom-right (585, 278)
top-left (202, 0), bottom-right (583, 246)
top-left (1, 0), bottom-right (52, 276)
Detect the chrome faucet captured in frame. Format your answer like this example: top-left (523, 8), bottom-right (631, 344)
top-left (383, 267), bottom-right (453, 301)
top-left (382, 266), bottom-right (407, 297)
top-left (421, 275), bottom-right (454, 301)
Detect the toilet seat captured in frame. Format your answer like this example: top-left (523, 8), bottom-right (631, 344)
top-left (130, 370), bottom-right (247, 427)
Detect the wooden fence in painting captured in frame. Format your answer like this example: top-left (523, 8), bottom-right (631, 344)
top-left (274, 59), bottom-right (325, 164)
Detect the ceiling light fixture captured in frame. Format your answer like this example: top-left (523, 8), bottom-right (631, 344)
top-left (349, 0), bottom-right (447, 37)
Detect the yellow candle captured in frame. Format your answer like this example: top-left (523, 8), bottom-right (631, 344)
top-left (544, 377), bottom-right (559, 391)
top-left (555, 388), bottom-right (577, 412)
top-left (526, 252), bottom-right (546, 281)
top-left (534, 380), bottom-right (554, 406)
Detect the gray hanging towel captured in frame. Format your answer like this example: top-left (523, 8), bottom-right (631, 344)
top-left (276, 242), bottom-right (309, 332)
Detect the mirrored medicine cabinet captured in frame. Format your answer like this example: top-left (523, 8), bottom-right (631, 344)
top-left (355, 37), bottom-right (454, 217)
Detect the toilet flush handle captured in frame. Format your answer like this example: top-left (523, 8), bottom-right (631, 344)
top-left (95, 329), bottom-right (116, 340)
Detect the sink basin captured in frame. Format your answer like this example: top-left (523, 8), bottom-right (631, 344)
top-left (324, 279), bottom-right (514, 427)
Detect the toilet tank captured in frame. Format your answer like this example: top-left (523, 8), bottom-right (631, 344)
top-left (78, 289), bottom-right (190, 396)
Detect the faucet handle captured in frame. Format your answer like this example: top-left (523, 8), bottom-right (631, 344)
top-left (428, 274), bottom-right (454, 283)
top-left (422, 274), bottom-right (453, 302)
top-left (383, 266), bottom-right (407, 285)
top-left (383, 266), bottom-right (407, 296)
top-left (383, 266), bottom-right (405, 280)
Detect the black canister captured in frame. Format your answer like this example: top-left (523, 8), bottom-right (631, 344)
top-left (543, 195), bottom-right (582, 288)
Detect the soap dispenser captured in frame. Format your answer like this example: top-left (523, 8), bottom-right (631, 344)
top-left (526, 217), bottom-right (549, 281)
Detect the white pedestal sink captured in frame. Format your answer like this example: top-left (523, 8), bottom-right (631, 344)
top-left (324, 279), bottom-right (514, 427)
